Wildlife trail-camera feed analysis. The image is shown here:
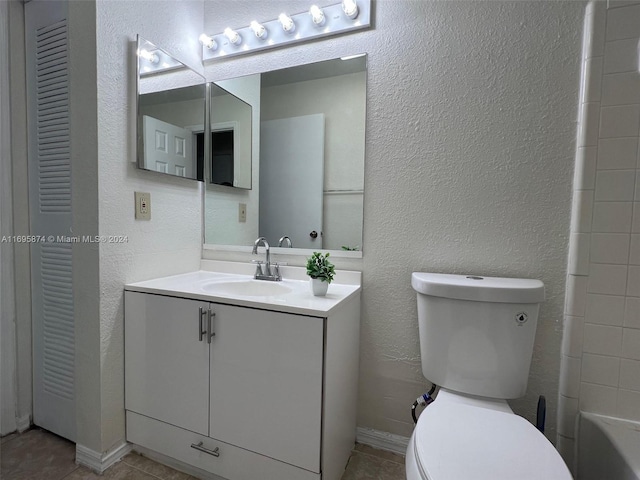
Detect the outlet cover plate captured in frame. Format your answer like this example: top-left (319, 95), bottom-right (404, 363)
top-left (135, 192), bottom-right (151, 220)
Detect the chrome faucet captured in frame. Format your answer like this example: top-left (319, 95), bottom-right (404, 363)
top-left (278, 235), bottom-right (293, 248)
top-left (252, 237), bottom-right (281, 281)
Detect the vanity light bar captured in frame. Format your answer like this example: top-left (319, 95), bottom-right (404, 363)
top-left (137, 46), bottom-right (184, 76)
top-left (201, 0), bottom-right (371, 61)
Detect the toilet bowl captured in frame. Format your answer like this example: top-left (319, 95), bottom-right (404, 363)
top-left (406, 273), bottom-right (572, 479)
top-left (406, 389), bottom-right (572, 480)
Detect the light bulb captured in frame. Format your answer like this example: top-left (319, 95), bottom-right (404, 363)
top-left (199, 33), bottom-right (217, 50)
top-left (278, 13), bottom-right (295, 33)
top-left (342, 0), bottom-right (358, 19)
top-left (309, 5), bottom-right (325, 26)
top-left (250, 21), bottom-right (267, 39)
top-left (139, 49), bottom-right (159, 64)
top-left (224, 27), bottom-right (242, 45)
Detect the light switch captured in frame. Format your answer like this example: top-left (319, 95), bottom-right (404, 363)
top-left (239, 203), bottom-right (247, 223)
top-left (135, 192), bottom-right (151, 220)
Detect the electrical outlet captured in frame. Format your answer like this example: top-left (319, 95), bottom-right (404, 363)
top-left (135, 192), bottom-right (151, 220)
top-left (238, 203), bottom-right (247, 223)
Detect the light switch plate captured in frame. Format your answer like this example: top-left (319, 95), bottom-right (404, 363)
top-left (135, 192), bottom-right (151, 220)
top-left (239, 203), bottom-right (247, 223)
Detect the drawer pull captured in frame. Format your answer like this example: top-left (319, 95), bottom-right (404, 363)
top-left (190, 441), bottom-right (220, 457)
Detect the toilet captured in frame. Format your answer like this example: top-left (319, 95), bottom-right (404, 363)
top-left (406, 272), bottom-right (572, 480)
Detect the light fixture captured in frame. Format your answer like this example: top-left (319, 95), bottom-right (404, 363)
top-left (278, 13), bottom-right (295, 33)
top-left (138, 49), bottom-right (159, 64)
top-left (342, 0), bottom-right (358, 19)
top-left (250, 20), bottom-right (268, 39)
top-left (199, 33), bottom-right (217, 50)
top-left (224, 27), bottom-right (242, 45)
top-left (309, 5), bottom-right (325, 26)
top-left (201, 0), bottom-right (371, 61)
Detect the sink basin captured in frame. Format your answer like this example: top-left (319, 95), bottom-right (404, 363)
top-left (202, 280), bottom-right (293, 297)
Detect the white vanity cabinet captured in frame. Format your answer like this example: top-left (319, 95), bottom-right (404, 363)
top-left (208, 303), bottom-right (323, 472)
top-left (125, 282), bottom-right (360, 480)
top-left (125, 294), bottom-right (210, 436)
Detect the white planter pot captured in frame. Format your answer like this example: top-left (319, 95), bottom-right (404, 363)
top-left (310, 277), bottom-right (329, 296)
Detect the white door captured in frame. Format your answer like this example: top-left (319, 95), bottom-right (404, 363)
top-left (25, 0), bottom-right (75, 441)
top-left (125, 293), bottom-right (210, 436)
top-left (260, 115), bottom-right (324, 249)
top-left (209, 304), bottom-right (324, 473)
top-left (143, 115), bottom-right (194, 178)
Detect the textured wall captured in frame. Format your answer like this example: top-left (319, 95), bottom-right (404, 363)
top-left (94, 0), bottom-right (204, 452)
top-left (0, 0), bottom-right (17, 435)
top-left (8, 0), bottom-right (32, 433)
top-left (203, 0), bottom-right (585, 441)
top-left (559, 0), bottom-right (640, 473)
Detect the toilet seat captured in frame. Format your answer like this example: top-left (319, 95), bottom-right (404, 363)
top-left (413, 399), bottom-right (572, 480)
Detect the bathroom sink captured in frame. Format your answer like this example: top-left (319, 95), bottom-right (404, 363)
top-left (202, 280), bottom-right (293, 297)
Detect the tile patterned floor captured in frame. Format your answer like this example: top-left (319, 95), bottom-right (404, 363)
top-left (0, 429), bottom-right (405, 480)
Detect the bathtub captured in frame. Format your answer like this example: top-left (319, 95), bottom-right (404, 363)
top-left (578, 412), bottom-right (640, 480)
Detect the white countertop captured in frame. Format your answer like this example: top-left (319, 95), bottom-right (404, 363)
top-left (125, 262), bottom-right (361, 316)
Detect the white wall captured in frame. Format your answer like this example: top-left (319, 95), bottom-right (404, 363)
top-left (0, 0), bottom-right (17, 436)
top-left (139, 98), bottom-right (203, 127)
top-left (203, 0), bottom-right (585, 441)
top-left (559, 0), bottom-right (640, 472)
top-left (91, 0), bottom-right (204, 453)
top-left (7, 0), bottom-right (31, 435)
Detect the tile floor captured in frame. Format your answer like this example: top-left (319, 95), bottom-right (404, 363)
top-left (0, 428), bottom-right (405, 480)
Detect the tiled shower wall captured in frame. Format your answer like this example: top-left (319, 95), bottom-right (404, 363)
top-left (559, 0), bottom-right (640, 471)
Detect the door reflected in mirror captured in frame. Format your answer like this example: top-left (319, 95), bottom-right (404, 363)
top-left (204, 55), bottom-right (366, 253)
top-left (208, 83), bottom-right (252, 189)
top-left (136, 36), bottom-right (206, 181)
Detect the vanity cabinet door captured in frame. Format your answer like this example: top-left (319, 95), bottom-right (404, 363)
top-left (125, 292), bottom-right (210, 436)
top-left (209, 304), bottom-right (324, 473)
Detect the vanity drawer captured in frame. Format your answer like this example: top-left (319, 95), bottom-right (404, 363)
top-left (126, 411), bottom-right (320, 480)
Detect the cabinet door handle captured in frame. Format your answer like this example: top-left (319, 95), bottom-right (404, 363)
top-left (198, 307), bottom-right (207, 342)
top-left (190, 441), bottom-right (220, 457)
top-left (207, 310), bottom-right (216, 344)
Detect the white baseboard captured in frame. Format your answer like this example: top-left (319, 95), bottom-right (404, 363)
top-left (355, 427), bottom-right (410, 456)
top-left (15, 415), bottom-right (30, 433)
top-left (76, 441), bottom-right (132, 474)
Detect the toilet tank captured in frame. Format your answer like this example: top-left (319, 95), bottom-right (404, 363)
top-left (412, 273), bottom-right (545, 399)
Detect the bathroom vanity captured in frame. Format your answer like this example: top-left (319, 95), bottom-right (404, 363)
top-left (124, 262), bottom-right (361, 480)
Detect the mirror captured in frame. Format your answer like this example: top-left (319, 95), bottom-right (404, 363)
top-left (204, 55), bottom-right (367, 253)
top-left (209, 83), bottom-right (252, 189)
top-left (136, 36), bottom-right (206, 180)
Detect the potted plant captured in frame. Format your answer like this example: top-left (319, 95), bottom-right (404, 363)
top-left (306, 251), bottom-right (335, 296)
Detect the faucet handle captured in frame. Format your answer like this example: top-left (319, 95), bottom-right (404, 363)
top-left (272, 263), bottom-right (282, 281)
top-left (252, 260), bottom-right (265, 277)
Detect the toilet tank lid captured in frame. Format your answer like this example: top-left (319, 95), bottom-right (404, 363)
top-left (411, 272), bottom-right (545, 304)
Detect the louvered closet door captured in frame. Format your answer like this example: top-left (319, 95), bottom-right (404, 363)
top-left (25, 0), bottom-right (75, 442)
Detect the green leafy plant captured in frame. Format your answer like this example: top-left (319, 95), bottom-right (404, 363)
top-left (306, 251), bottom-right (335, 284)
